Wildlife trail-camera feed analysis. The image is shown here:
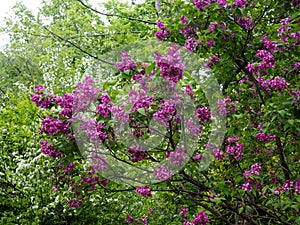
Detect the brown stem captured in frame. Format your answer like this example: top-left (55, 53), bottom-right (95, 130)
top-left (275, 136), bottom-right (291, 180)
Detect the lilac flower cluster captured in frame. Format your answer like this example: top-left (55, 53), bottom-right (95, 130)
top-left (192, 211), bottom-right (209, 225)
top-left (246, 49), bottom-right (276, 74)
top-left (154, 44), bottom-right (186, 83)
top-left (186, 119), bottom-right (202, 138)
top-left (59, 161), bottom-right (76, 173)
top-left (206, 38), bottom-right (215, 49)
top-left (128, 145), bottom-right (147, 162)
top-left (236, 16), bottom-right (253, 30)
top-left (31, 85), bottom-right (53, 109)
top-left (225, 136), bottom-right (243, 158)
top-left (168, 147), bottom-right (186, 166)
top-left (217, 97), bottom-right (237, 116)
top-left (136, 186), bottom-right (152, 197)
top-left (68, 199), bottom-right (82, 208)
top-left (153, 102), bottom-right (177, 126)
top-left (205, 55), bottom-right (220, 69)
top-left (126, 215), bottom-right (134, 224)
top-left (155, 21), bottom-right (171, 41)
top-left (277, 17), bottom-right (292, 41)
top-left (196, 106), bottom-right (211, 122)
top-left (281, 180), bottom-right (294, 192)
top-left (193, 154), bottom-right (203, 161)
top-left (256, 50), bottom-right (274, 62)
top-left (269, 77), bottom-right (290, 91)
top-left (263, 40), bottom-right (277, 52)
top-left (73, 76), bottom-right (100, 112)
top-left (56, 93), bottom-right (74, 109)
top-left (217, 0), bottom-right (227, 7)
top-left (131, 96), bottom-right (155, 113)
top-left (40, 140), bottom-right (62, 159)
top-left (79, 120), bottom-right (108, 145)
top-left (243, 163), bottom-right (262, 178)
top-left (256, 76), bottom-right (289, 92)
top-left (296, 178), bottom-right (300, 194)
top-left (90, 152), bottom-right (108, 173)
top-left (96, 104), bottom-right (110, 117)
top-left (96, 92), bottom-right (111, 117)
top-left (179, 16), bottom-right (200, 52)
top-left (194, 0), bottom-right (211, 11)
top-left (211, 148), bottom-right (225, 160)
top-left (231, 0), bottom-right (247, 8)
top-left (185, 84), bottom-right (194, 100)
top-left (180, 207), bottom-right (188, 218)
top-left (240, 178), bottom-right (259, 192)
top-left (115, 52), bottom-right (137, 72)
top-left (153, 164), bottom-right (173, 181)
top-left (208, 22), bottom-right (218, 33)
top-left (290, 88), bottom-right (300, 102)
top-left (256, 132), bottom-right (275, 143)
top-left (111, 105), bottom-right (130, 125)
top-left (41, 115), bottom-right (70, 136)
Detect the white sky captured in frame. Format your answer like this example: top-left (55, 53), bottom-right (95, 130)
top-left (0, 0), bottom-right (144, 50)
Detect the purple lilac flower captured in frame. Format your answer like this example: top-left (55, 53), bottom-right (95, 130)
top-left (184, 220), bottom-right (192, 225)
top-left (208, 22), bottom-right (218, 32)
top-left (31, 85), bottom-right (53, 109)
top-left (153, 102), bottom-right (177, 126)
top-left (225, 136), bottom-right (243, 158)
top-left (256, 132), bottom-right (275, 143)
top-left (111, 105), bottom-right (130, 125)
top-left (236, 16), bottom-right (253, 29)
top-left (68, 199), bottom-right (82, 208)
top-left (96, 104), bottom-right (110, 117)
top-left (52, 185), bottom-right (57, 192)
top-left (274, 188), bottom-right (281, 195)
top-left (206, 38), bottom-right (215, 49)
top-left (196, 106), bottom-right (211, 122)
top-left (184, 37), bottom-right (200, 52)
top-left (295, 178), bottom-right (300, 194)
top-left (192, 211), bottom-right (209, 225)
top-left (136, 186), bottom-right (152, 197)
top-left (282, 180), bottom-right (294, 192)
top-left (193, 154), bottom-right (203, 161)
top-left (205, 55), bottom-right (220, 69)
top-left (243, 163), bottom-right (262, 178)
top-left (180, 207), bottom-right (188, 218)
top-left (232, 0), bottom-right (247, 8)
top-left (128, 145), bottom-right (147, 162)
top-left (115, 52), bottom-right (137, 72)
top-left (194, 0), bottom-right (211, 11)
top-left (217, 0), bottom-right (227, 7)
top-left (154, 44), bottom-right (186, 83)
top-left (153, 164), bottom-right (173, 181)
top-left (264, 40), bottom-right (277, 52)
top-left (211, 148), bottom-right (225, 160)
top-left (41, 116), bottom-right (70, 136)
top-left (90, 152), bottom-right (108, 173)
top-left (126, 215), bottom-right (134, 224)
top-left (141, 216), bottom-right (148, 225)
top-left (168, 147), bottom-right (186, 166)
top-left (73, 76), bottom-right (100, 111)
top-left (185, 84), bottom-right (194, 100)
top-left (256, 50), bottom-right (274, 62)
top-left (155, 21), bottom-right (171, 41)
top-left (187, 119), bottom-right (202, 138)
top-left (269, 77), bottom-right (289, 91)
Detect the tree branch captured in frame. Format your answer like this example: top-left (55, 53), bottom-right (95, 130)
top-left (40, 24), bottom-right (114, 65)
top-left (77, 0), bottom-right (157, 25)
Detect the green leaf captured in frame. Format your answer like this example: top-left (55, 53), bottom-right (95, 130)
top-left (137, 108), bottom-right (146, 115)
